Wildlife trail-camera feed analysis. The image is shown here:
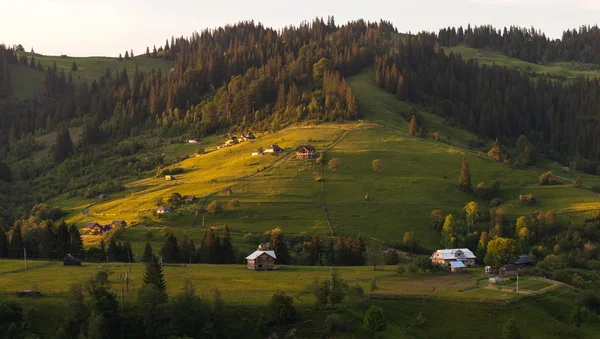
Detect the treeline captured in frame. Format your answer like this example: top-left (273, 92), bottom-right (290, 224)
top-left (375, 33), bottom-right (600, 169)
top-left (438, 24), bottom-right (600, 64)
top-left (0, 44), bottom-right (17, 98)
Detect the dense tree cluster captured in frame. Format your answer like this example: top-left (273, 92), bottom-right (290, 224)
top-left (375, 33), bottom-right (600, 170)
top-left (439, 24), bottom-right (600, 64)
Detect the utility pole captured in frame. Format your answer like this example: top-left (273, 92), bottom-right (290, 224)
top-left (516, 270), bottom-right (519, 294)
top-left (24, 248), bottom-right (27, 271)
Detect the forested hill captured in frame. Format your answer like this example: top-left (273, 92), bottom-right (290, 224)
top-left (2, 18), bottom-right (600, 225)
top-left (438, 24), bottom-right (600, 64)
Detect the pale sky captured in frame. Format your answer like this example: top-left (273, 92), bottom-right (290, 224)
top-left (2, 0), bottom-right (599, 57)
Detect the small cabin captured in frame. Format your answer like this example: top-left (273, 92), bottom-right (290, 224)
top-left (111, 220), bottom-right (127, 228)
top-left (156, 206), bottom-right (172, 214)
top-left (63, 254), bottom-right (82, 266)
top-left (449, 261), bottom-right (466, 273)
top-left (188, 138), bottom-right (201, 144)
top-left (165, 175), bottom-right (175, 181)
top-left (184, 195), bottom-right (196, 202)
top-left (241, 131), bottom-right (255, 140)
top-left (561, 167), bottom-right (570, 173)
top-left (252, 150), bottom-right (264, 156)
top-left (17, 290), bottom-right (41, 297)
top-left (264, 144), bottom-right (283, 154)
top-left (515, 254), bottom-right (533, 268)
top-left (295, 145), bottom-right (316, 159)
top-left (499, 264), bottom-right (518, 277)
top-left (96, 194), bottom-right (107, 200)
top-left (246, 250), bottom-right (276, 270)
top-left (85, 222), bottom-right (101, 230)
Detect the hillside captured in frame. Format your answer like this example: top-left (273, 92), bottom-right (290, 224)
top-left (53, 68), bottom-right (600, 258)
top-left (8, 52), bottom-right (174, 98)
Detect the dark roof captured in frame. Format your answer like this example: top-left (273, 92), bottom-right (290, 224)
top-left (501, 264), bottom-right (517, 271)
top-left (295, 145), bottom-right (316, 153)
top-left (515, 254), bottom-right (533, 265)
top-left (185, 195), bottom-right (196, 201)
top-left (111, 220), bottom-right (126, 225)
top-left (269, 144), bottom-right (283, 151)
top-left (85, 222), bottom-right (100, 228)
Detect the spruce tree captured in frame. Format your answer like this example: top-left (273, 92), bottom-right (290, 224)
top-left (0, 227), bottom-right (8, 258)
top-left (145, 46), bottom-right (150, 57)
top-left (68, 225), bottom-right (84, 257)
top-left (9, 224), bottom-right (23, 258)
top-left (458, 155), bottom-right (472, 192)
top-left (270, 228), bottom-right (290, 264)
top-left (54, 127), bottom-right (73, 163)
top-left (143, 242), bottom-right (153, 263)
top-left (143, 254), bottom-right (167, 300)
top-left (71, 61), bottom-right (77, 71)
top-left (56, 220), bottom-right (70, 255)
top-left (221, 224), bottom-right (234, 264)
top-left (408, 114), bottom-right (418, 136)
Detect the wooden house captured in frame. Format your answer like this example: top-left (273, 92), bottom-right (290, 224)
top-left (252, 149), bottom-right (264, 156)
top-left (295, 145), bottom-right (316, 159)
top-left (96, 194), bottom-right (107, 200)
top-left (430, 248), bottom-right (477, 267)
top-left (499, 264), bottom-right (518, 277)
top-left (246, 250), bottom-right (276, 270)
top-left (63, 254), bottom-right (82, 266)
top-left (241, 131), bottom-right (255, 140)
top-left (184, 195), bottom-right (196, 202)
top-left (264, 144), bottom-right (283, 154)
top-left (85, 222), bottom-right (101, 230)
top-left (156, 206), bottom-right (172, 214)
top-left (111, 220), bottom-right (127, 228)
top-left (515, 254), bottom-right (533, 268)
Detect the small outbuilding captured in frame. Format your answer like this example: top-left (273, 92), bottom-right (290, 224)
top-left (96, 194), bottom-right (107, 200)
top-left (63, 254), bottom-right (82, 266)
top-left (252, 149), bottom-right (264, 156)
top-left (188, 138), bottom-right (201, 144)
top-left (156, 206), bottom-right (172, 214)
top-left (561, 167), bottom-right (570, 173)
top-left (111, 220), bottom-right (127, 228)
top-left (264, 144), bottom-right (283, 154)
top-left (499, 264), bottom-right (518, 277)
top-left (489, 276), bottom-right (501, 284)
top-left (85, 222), bottom-right (101, 230)
top-left (449, 261), bottom-right (466, 273)
top-left (246, 250), bottom-right (276, 270)
top-left (17, 290), bottom-right (41, 297)
top-left (165, 175), bottom-right (174, 181)
top-left (241, 131), bottom-right (255, 140)
top-left (184, 195), bottom-right (196, 202)
top-left (485, 265), bottom-right (492, 274)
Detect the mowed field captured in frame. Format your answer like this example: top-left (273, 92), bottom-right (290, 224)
top-left (54, 69), bottom-right (600, 257)
top-left (8, 53), bottom-right (174, 98)
top-left (1, 259), bottom-right (597, 338)
top-left (446, 45), bottom-right (600, 80)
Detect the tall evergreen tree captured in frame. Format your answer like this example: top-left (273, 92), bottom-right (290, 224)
top-left (9, 224), bottom-right (23, 258)
top-left (220, 224), bottom-right (234, 264)
top-left (54, 127), bottom-right (73, 163)
top-left (143, 242), bottom-right (153, 263)
top-left (270, 228), bottom-right (290, 264)
top-left (0, 227), bottom-right (8, 258)
top-left (71, 61), bottom-right (77, 71)
top-left (56, 220), bottom-right (70, 256)
top-left (160, 231), bottom-right (180, 263)
top-left (408, 114), bottom-right (418, 136)
top-left (458, 155), bottom-right (472, 192)
top-left (68, 225), bottom-right (84, 257)
top-left (143, 254), bottom-right (168, 300)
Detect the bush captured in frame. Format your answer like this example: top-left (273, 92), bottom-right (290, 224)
top-left (328, 158), bottom-right (340, 171)
top-left (206, 201), bottom-right (222, 216)
top-left (489, 198), bottom-right (503, 207)
top-left (325, 314), bottom-right (348, 334)
top-left (474, 180), bottom-right (500, 199)
top-left (539, 171), bottom-right (555, 185)
top-left (519, 194), bottom-right (536, 205)
top-left (372, 159), bottom-right (383, 173)
top-left (364, 305), bottom-right (386, 332)
top-left (228, 198), bottom-right (241, 210)
top-left (264, 292), bottom-right (296, 326)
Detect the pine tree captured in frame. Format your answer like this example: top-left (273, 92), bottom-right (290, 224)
top-left (159, 231), bottom-right (180, 263)
top-left (145, 46), bottom-right (150, 57)
top-left (143, 242), bottom-right (153, 263)
top-left (56, 220), bottom-right (70, 255)
top-left (9, 224), bottom-right (23, 258)
top-left (0, 227), bottom-right (8, 258)
top-left (143, 254), bottom-right (167, 300)
top-left (221, 224), bottom-right (234, 264)
top-left (71, 61), bottom-right (77, 71)
top-left (200, 228), bottom-right (215, 263)
top-left (68, 225), bottom-right (84, 257)
top-left (458, 155), bottom-right (472, 192)
top-left (54, 127), bottom-right (73, 163)
top-left (124, 241), bottom-right (134, 262)
top-left (118, 53), bottom-right (123, 61)
top-left (125, 51), bottom-right (129, 59)
top-left (324, 238), bottom-right (335, 265)
top-left (270, 228), bottom-right (290, 264)
top-left (179, 233), bottom-right (195, 263)
top-left (408, 114), bottom-right (418, 136)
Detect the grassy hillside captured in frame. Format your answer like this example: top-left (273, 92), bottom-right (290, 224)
top-left (8, 53), bottom-right (174, 98)
top-left (446, 45), bottom-right (600, 80)
top-left (50, 68), bottom-right (600, 258)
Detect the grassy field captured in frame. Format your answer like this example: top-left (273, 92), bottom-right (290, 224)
top-left (49, 68), bottom-right (600, 258)
top-left (446, 45), bottom-right (600, 80)
top-left (8, 53), bottom-right (174, 98)
top-left (1, 259), bottom-right (595, 338)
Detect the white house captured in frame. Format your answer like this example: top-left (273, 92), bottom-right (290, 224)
top-left (430, 248), bottom-right (477, 267)
top-left (156, 206), bottom-right (172, 214)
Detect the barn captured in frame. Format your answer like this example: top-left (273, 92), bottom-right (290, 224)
top-left (245, 250), bottom-right (276, 270)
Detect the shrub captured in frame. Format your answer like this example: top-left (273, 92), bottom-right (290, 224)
top-left (489, 198), bottom-right (503, 207)
top-left (539, 171), bottom-right (555, 185)
top-left (433, 132), bottom-right (440, 140)
top-left (315, 152), bottom-right (323, 164)
top-left (325, 314), bottom-right (348, 334)
top-left (228, 198), bottom-right (241, 210)
top-left (519, 194), bottom-right (536, 205)
top-left (264, 292), bottom-right (296, 326)
top-left (364, 305), bottom-right (386, 332)
top-left (328, 158), bottom-right (340, 171)
top-left (372, 159), bottom-right (383, 173)
top-left (346, 284), bottom-right (365, 306)
top-left (206, 201), bottom-right (222, 216)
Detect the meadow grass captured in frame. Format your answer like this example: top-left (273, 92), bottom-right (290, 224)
top-left (446, 45), bottom-right (600, 80)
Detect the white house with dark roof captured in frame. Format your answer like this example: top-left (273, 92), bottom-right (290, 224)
top-left (430, 248), bottom-right (476, 267)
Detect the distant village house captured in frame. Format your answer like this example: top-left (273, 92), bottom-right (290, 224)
top-left (264, 144), bottom-right (283, 154)
top-left (430, 248), bottom-right (476, 268)
top-left (156, 206), bottom-right (172, 214)
top-left (111, 220), bottom-right (127, 228)
top-left (184, 195), bottom-right (196, 202)
top-left (241, 131), bottom-right (255, 140)
top-left (246, 250), bottom-right (276, 270)
top-left (188, 138), bottom-right (201, 144)
top-left (165, 175), bottom-right (174, 181)
top-left (295, 145), bottom-right (316, 159)
top-left (499, 264), bottom-right (518, 277)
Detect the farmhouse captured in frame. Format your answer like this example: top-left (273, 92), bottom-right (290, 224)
top-left (188, 138), bottom-right (201, 144)
top-left (252, 149), bottom-right (264, 156)
top-left (515, 254), bottom-right (533, 268)
top-left (184, 195), bottom-right (196, 202)
top-left (96, 194), bottom-right (107, 200)
top-left (241, 131), bottom-right (255, 140)
top-left (111, 220), bottom-right (127, 228)
top-left (499, 264), bottom-right (518, 277)
top-left (561, 167), bottom-right (570, 173)
top-left (264, 144), bottom-right (283, 154)
top-left (225, 136), bottom-right (238, 146)
top-left (165, 175), bottom-right (174, 181)
top-left (295, 145), bottom-right (316, 159)
top-left (430, 248), bottom-right (476, 267)
top-left (85, 222), bottom-right (101, 230)
top-left (156, 206), bottom-right (172, 214)
top-left (246, 250), bottom-right (276, 270)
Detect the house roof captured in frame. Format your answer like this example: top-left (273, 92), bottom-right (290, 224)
top-left (501, 264), bottom-right (517, 271)
top-left (184, 195), bottom-right (196, 201)
top-left (449, 261), bottom-right (466, 268)
top-left (111, 220), bottom-right (126, 225)
top-left (85, 222), bottom-right (100, 228)
top-left (157, 206), bottom-right (172, 212)
top-left (430, 248), bottom-right (477, 260)
top-left (295, 145), bottom-right (316, 153)
top-left (268, 144), bottom-right (282, 151)
top-left (245, 250), bottom-right (276, 260)
top-left (515, 254), bottom-right (532, 265)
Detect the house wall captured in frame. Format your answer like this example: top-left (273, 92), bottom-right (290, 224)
top-left (247, 254), bottom-right (275, 270)
top-left (296, 152), bottom-right (315, 159)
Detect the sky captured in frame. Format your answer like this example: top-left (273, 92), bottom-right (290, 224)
top-left (2, 0), bottom-right (600, 57)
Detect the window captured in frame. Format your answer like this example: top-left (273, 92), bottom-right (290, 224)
top-left (258, 264), bottom-right (263, 268)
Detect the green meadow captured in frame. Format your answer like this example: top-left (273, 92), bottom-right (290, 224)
top-left (50, 68), bottom-right (600, 257)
